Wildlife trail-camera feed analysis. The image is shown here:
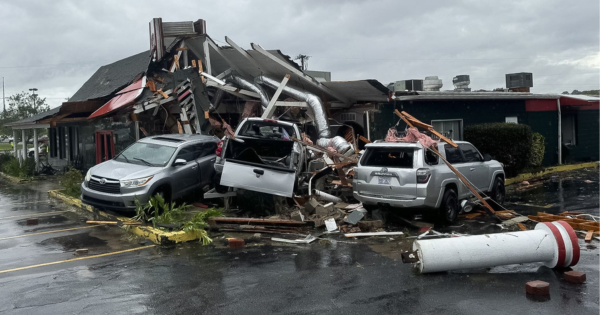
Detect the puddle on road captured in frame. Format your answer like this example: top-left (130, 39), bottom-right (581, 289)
top-left (15, 215), bottom-right (69, 226)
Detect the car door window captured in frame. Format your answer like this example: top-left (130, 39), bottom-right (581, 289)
top-left (192, 143), bottom-right (217, 159)
top-left (444, 145), bottom-right (464, 164)
top-left (175, 146), bottom-right (195, 162)
top-left (459, 144), bottom-right (483, 162)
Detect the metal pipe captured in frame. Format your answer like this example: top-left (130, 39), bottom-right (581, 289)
top-left (366, 111), bottom-right (371, 141)
top-left (226, 74), bottom-right (270, 110)
top-left (255, 75), bottom-right (331, 138)
top-left (12, 129), bottom-right (16, 157)
top-left (413, 221), bottom-right (579, 273)
top-left (557, 98), bottom-right (562, 165)
top-left (313, 189), bottom-right (342, 203)
top-left (21, 129), bottom-right (26, 162)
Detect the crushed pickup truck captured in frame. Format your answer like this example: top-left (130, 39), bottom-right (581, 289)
top-left (214, 118), bottom-right (306, 197)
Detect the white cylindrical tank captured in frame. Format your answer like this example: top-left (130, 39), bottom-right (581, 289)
top-left (413, 221), bottom-right (579, 273)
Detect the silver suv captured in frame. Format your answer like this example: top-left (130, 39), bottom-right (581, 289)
top-left (353, 141), bottom-right (505, 222)
top-left (81, 134), bottom-right (219, 210)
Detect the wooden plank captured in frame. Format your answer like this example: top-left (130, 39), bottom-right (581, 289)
top-left (261, 74), bottom-right (290, 119)
top-left (585, 230), bottom-right (594, 242)
top-left (202, 37), bottom-right (212, 75)
top-left (359, 135), bottom-right (371, 144)
top-left (518, 223), bottom-right (527, 231)
top-left (198, 60), bottom-right (206, 84)
top-left (191, 59), bottom-right (197, 68)
top-left (158, 90), bottom-right (169, 99)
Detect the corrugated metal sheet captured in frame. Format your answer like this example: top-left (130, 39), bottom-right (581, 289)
top-left (162, 21), bottom-right (196, 37)
top-left (322, 80), bottom-right (389, 102)
top-left (89, 77), bottom-right (146, 119)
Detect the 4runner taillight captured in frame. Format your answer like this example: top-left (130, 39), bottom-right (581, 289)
top-left (216, 140), bottom-right (223, 157)
top-left (416, 168), bottom-right (431, 183)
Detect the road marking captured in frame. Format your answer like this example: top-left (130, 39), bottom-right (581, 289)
top-left (0, 245), bottom-right (155, 274)
top-left (0, 201), bottom-right (50, 207)
top-left (0, 225), bottom-right (101, 241)
top-left (0, 210), bottom-right (70, 221)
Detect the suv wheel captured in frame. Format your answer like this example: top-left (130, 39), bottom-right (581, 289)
top-left (440, 189), bottom-right (459, 223)
top-left (491, 177), bottom-right (505, 206)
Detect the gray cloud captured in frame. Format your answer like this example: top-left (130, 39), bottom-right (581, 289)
top-left (0, 0), bottom-right (598, 109)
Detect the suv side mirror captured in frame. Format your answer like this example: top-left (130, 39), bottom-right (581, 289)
top-left (483, 153), bottom-right (492, 162)
top-left (173, 158), bottom-right (187, 166)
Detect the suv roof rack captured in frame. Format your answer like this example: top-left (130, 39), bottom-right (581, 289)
top-left (152, 137), bottom-right (185, 143)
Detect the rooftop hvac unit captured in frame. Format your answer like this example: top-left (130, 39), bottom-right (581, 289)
top-left (452, 75), bottom-right (471, 91)
top-left (394, 79), bottom-right (423, 92)
top-left (423, 76), bottom-right (443, 91)
top-left (506, 72), bottom-right (533, 89)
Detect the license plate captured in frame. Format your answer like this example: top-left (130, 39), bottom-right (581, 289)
top-left (378, 177), bottom-right (391, 185)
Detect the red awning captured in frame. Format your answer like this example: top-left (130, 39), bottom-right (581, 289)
top-left (88, 76), bottom-right (146, 119)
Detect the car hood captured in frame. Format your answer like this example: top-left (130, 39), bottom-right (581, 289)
top-left (90, 160), bottom-right (163, 180)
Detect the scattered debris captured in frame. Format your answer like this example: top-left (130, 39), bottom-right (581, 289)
top-left (585, 230), bottom-right (594, 242)
top-left (563, 271), bottom-right (586, 284)
top-left (344, 231), bottom-right (404, 238)
top-left (526, 281), bottom-right (550, 296)
top-left (75, 249), bottom-right (89, 255)
top-left (411, 221), bottom-right (580, 273)
top-left (324, 218), bottom-right (338, 232)
top-left (86, 220), bottom-right (142, 226)
top-left (272, 235), bottom-right (317, 244)
top-left (26, 218), bottom-right (39, 226)
top-left (228, 238), bottom-right (245, 248)
top-left (528, 212), bottom-right (599, 233)
top-left (344, 210), bottom-right (365, 225)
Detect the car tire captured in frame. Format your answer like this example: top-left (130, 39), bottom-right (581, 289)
top-left (491, 177), bottom-right (505, 206)
top-left (440, 189), bottom-right (459, 224)
top-left (153, 186), bottom-right (171, 204)
top-left (362, 204), bottom-right (378, 212)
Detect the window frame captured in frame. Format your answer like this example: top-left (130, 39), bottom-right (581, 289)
top-left (458, 143), bottom-right (483, 162)
top-left (443, 144), bottom-right (466, 164)
top-left (431, 119), bottom-right (463, 140)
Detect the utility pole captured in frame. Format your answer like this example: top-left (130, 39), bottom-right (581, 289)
top-left (294, 54), bottom-right (311, 71)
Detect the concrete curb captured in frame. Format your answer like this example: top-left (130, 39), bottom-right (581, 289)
top-left (506, 161), bottom-right (599, 186)
top-left (47, 189), bottom-right (200, 245)
top-left (0, 171), bottom-right (27, 183)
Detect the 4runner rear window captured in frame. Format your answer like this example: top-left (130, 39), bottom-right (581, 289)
top-left (361, 147), bottom-right (414, 168)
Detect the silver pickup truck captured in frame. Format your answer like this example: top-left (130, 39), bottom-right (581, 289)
top-left (352, 140), bottom-right (505, 222)
top-left (214, 118), bottom-right (305, 197)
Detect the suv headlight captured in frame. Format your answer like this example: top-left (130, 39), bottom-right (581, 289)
top-left (85, 169), bottom-right (92, 183)
top-left (120, 176), bottom-right (154, 188)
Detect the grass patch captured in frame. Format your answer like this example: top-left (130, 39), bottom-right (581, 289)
top-left (0, 143), bottom-right (33, 151)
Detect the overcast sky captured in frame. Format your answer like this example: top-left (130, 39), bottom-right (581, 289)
top-left (1, 0), bottom-right (598, 108)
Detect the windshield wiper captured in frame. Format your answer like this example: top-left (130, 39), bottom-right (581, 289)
top-left (119, 154), bottom-right (130, 163)
top-left (133, 157), bottom-right (153, 166)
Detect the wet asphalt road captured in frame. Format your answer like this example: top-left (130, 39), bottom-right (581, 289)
top-left (0, 170), bottom-right (598, 315)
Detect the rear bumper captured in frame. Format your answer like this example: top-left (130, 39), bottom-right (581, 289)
top-left (80, 182), bottom-right (151, 210)
top-left (353, 191), bottom-right (427, 209)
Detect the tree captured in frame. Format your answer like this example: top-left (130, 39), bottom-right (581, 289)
top-left (561, 91), bottom-right (569, 95)
top-left (0, 92), bottom-right (50, 144)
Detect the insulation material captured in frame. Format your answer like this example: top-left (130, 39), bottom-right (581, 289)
top-left (241, 101), bottom-right (261, 120)
top-left (385, 127), bottom-right (439, 148)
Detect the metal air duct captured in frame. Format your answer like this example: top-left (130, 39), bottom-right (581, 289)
top-left (255, 75), bottom-right (331, 138)
top-left (226, 74), bottom-right (270, 110)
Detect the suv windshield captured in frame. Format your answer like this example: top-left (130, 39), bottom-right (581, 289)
top-left (238, 121), bottom-right (296, 140)
top-left (361, 147), bottom-right (414, 168)
top-left (115, 142), bottom-right (176, 167)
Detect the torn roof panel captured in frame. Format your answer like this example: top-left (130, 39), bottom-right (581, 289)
top-left (4, 106), bottom-right (61, 127)
top-left (69, 51), bottom-right (150, 102)
top-left (322, 80), bottom-right (390, 102)
top-left (88, 77), bottom-right (146, 119)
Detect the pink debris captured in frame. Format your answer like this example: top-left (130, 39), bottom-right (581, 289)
top-left (385, 127), bottom-right (438, 148)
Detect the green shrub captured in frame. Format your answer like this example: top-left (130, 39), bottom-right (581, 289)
top-left (464, 123), bottom-right (534, 177)
top-left (530, 133), bottom-right (545, 167)
top-left (19, 157), bottom-right (36, 178)
top-left (60, 167), bottom-right (84, 198)
top-left (2, 157), bottom-right (20, 177)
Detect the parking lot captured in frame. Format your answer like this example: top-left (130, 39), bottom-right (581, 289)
top-left (0, 170), bottom-right (598, 314)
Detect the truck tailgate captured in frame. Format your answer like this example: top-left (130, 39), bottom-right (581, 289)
top-left (220, 159), bottom-right (296, 197)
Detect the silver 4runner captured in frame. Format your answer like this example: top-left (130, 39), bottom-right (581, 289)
top-left (352, 140), bottom-right (505, 222)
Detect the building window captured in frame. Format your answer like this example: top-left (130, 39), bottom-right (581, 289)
top-left (562, 114), bottom-right (577, 145)
top-left (432, 119), bottom-right (463, 140)
top-left (49, 128), bottom-right (57, 158)
top-left (505, 116), bottom-right (518, 124)
top-left (58, 127), bottom-right (66, 159)
top-left (340, 112), bottom-right (356, 122)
